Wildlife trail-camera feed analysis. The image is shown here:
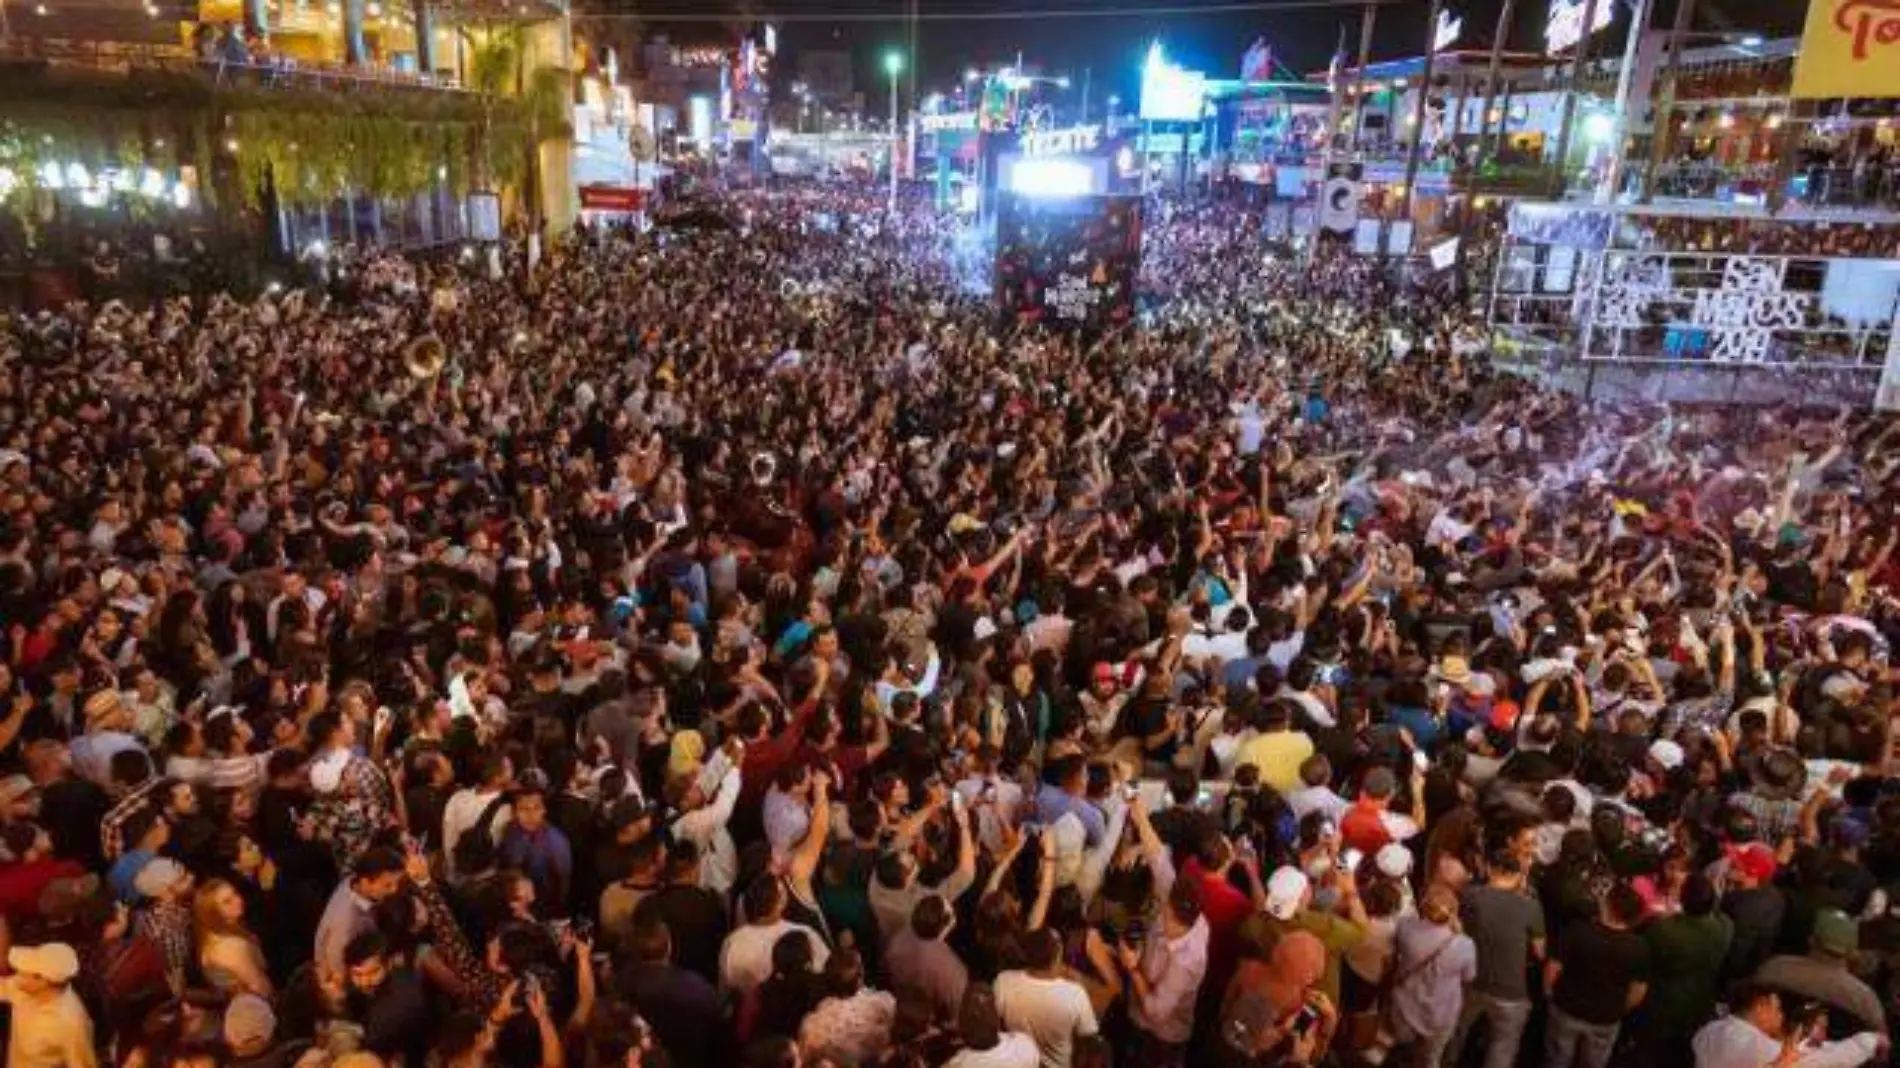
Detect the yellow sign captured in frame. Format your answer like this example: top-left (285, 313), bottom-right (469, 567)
top-left (1791, 0), bottom-right (1900, 99)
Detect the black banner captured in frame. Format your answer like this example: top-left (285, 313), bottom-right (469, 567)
top-left (994, 192), bottom-right (1142, 332)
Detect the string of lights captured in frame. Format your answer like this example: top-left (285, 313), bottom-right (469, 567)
top-left (15, 0), bottom-right (1390, 19)
top-left (571, 0), bottom-right (1399, 22)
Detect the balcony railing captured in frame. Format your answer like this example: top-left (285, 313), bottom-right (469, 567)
top-left (0, 35), bottom-right (468, 94)
top-left (1651, 162), bottom-right (1900, 213)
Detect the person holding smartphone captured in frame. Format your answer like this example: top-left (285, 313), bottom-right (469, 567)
top-left (1119, 878), bottom-right (1212, 1067)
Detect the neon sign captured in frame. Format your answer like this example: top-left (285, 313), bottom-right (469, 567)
top-left (1020, 125), bottom-right (1102, 157)
top-left (920, 112), bottom-right (979, 133)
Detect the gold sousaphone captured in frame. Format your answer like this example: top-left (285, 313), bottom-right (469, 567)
top-left (404, 333), bottom-right (448, 383)
top-left (750, 450), bottom-right (778, 486)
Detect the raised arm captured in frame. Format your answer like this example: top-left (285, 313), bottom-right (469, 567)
top-left (1026, 829), bottom-right (1058, 931)
top-left (1077, 796), bottom-right (1132, 907)
top-left (788, 770), bottom-right (833, 892)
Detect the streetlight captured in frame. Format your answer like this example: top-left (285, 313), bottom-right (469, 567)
top-left (884, 50), bottom-right (903, 211)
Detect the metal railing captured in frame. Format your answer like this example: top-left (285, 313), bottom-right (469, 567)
top-left (1652, 162), bottom-right (1900, 212)
top-left (0, 35), bottom-right (467, 93)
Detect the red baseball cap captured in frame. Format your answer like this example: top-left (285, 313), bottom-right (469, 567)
top-left (1726, 842), bottom-right (1777, 883)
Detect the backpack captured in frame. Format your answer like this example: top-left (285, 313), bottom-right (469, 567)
top-left (453, 793), bottom-right (512, 875)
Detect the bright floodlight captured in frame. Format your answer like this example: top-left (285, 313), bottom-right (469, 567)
top-left (964, 68), bottom-right (980, 82)
top-left (1140, 41), bottom-right (1207, 122)
top-left (1010, 158), bottom-right (1093, 198)
top-left (1583, 112), bottom-right (1615, 143)
top-left (884, 51), bottom-right (903, 76)
top-left (1056, 76), bottom-right (1070, 88)
top-left (1739, 34), bottom-right (1763, 46)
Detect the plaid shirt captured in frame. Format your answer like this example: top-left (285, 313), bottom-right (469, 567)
top-left (1730, 790), bottom-right (1805, 844)
top-left (310, 756), bottom-right (395, 869)
top-left (137, 899), bottom-right (194, 994)
top-left (1659, 689), bottom-right (1735, 738)
top-left (100, 779), bottom-right (165, 862)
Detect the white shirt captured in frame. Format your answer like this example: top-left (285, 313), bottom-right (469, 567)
top-left (1692, 1014), bottom-right (1880, 1068)
top-left (1426, 510), bottom-right (1474, 549)
top-left (1280, 687), bottom-right (1337, 729)
top-left (440, 787), bottom-right (512, 878)
top-left (763, 787), bottom-right (812, 864)
top-left (799, 988), bottom-right (897, 1067)
top-left (0, 980), bottom-right (97, 1068)
top-left (1022, 615), bottom-right (1074, 656)
top-left (1234, 404), bottom-right (1268, 456)
top-left (1267, 633), bottom-right (1306, 674)
top-left (671, 761), bottom-right (741, 895)
top-left (995, 970), bottom-right (1098, 1068)
top-left (69, 731), bottom-right (146, 787)
top-left (1181, 629), bottom-right (1250, 667)
top-left (955, 775), bottom-right (1025, 854)
top-left (944, 1033), bottom-right (1042, 1068)
top-left (1286, 784), bottom-right (1351, 824)
top-left (1128, 916), bottom-right (1209, 1044)
top-left (719, 919), bottom-right (830, 994)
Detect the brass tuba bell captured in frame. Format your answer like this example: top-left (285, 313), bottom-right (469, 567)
top-left (403, 334), bottom-right (447, 381)
top-left (749, 450), bottom-right (778, 486)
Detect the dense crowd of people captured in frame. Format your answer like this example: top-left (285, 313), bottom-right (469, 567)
top-left (0, 180), bottom-right (1898, 1068)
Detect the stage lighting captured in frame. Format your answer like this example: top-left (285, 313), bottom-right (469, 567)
top-left (1009, 158), bottom-right (1094, 198)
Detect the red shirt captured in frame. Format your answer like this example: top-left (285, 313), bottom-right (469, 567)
top-left (0, 857), bottom-right (85, 926)
top-left (17, 629), bottom-right (58, 673)
top-left (1340, 799), bottom-right (1394, 855)
top-left (737, 698), bottom-right (820, 816)
top-left (1182, 857), bottom-right (1253, 989)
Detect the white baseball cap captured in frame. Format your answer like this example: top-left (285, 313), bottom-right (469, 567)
top-left (8, 942), bottom-right (79, 984)
top-left (1265, 866), bottom-right (1310, 921)
top-left (1375, 843), bottom-right (1414, 879)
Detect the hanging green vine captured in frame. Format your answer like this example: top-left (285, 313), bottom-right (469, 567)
top-left (0, 61), bottom-right (525, 210)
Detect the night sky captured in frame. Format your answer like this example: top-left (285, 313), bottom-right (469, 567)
top-left (605, 0), bottom-right (1807, 107)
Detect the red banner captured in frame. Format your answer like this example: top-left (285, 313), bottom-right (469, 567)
top-left (578, 185), bottom-right (646, 213)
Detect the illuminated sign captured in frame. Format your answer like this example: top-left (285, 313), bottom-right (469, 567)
top-left (579, 185), bottom-right (646, 212)
top-left (672, 47), bottom-right (730, 68)
top-left (1010, 158), bottom-right (1096, 198)
top-left (1021, 125), bottom-right (1102, 156)
top-left (689, 95), bottom-right (714, 146)
top-left (920, 112), bottom-right (980, 133)
top-left (1140, 42), bottom-right (1208, 122)
top-left (1434, 9), bottom-right (1464, 51)
top-left (1545, 0), bottom-right (1613, 54)
top-left (1792, 0), bottom-right (1900, 100)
